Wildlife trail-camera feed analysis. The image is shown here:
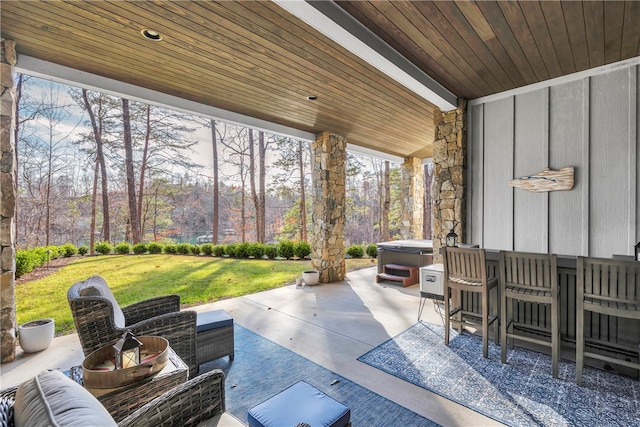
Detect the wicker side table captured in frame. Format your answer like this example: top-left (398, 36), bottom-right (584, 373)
top-left (69, 346), bottom-right (188, 422)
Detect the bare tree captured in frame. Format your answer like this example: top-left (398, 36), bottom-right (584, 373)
top-left (382, 160), bottom-right (390, 241)
top-left (257, 132), bottom-right (267, 243)
top-left (423, 162), bottom-right (434, 239)
top-left (219, 127), bottom-right (251, 241)
top-left (80, 89), bottom-right (114, 246)
top-left (17, 81), bottom-right (82, 246)
top-left (122, 99), bottom-right (141, 244)
top-left (249, 130), bottom-right (269, 243)
top-left (211, 119), bottom-right (220, 243)
top-left (137, 105), bottom-right (151, 229)
top-left (297, 140), bottom-right (307, 242)
top-left (249, 129), bottom-right (258, 240)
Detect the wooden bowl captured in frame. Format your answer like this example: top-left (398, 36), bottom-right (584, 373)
top-left (82, 336), bottom-right (169, 389)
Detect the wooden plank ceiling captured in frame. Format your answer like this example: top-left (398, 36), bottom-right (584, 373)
top-left (1, 1), bottom-right (639, 160)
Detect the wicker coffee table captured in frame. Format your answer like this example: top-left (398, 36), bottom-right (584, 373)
top-left (69, 346), bottom-right (188, 421)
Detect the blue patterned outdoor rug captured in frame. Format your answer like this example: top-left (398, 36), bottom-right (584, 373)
top-left (201, 324), bottom-right (437, 426)
top-left (357, 322), bottom-right (640, 426)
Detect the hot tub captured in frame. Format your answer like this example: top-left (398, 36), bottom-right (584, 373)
top-left (376, 240), bottom-right (434, 274)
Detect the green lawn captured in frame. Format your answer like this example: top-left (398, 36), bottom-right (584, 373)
top-left (16, 255), bottom-right (376, 335)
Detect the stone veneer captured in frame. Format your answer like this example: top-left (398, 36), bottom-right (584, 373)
top-left (1, 39), bottom-right (17, 362)
top-left (310, 132), bottom-right (346, 283)
top-left (432, 99), bottom-right (467, 263)
top-left (400, 157), bottom-right (424, 240)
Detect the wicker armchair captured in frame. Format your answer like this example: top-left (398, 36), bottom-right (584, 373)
top-left (0, 369), bottom-right (229, 427)
top-left (67, 276), bottom-right (197, 377)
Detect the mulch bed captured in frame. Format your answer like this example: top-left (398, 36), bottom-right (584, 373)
top-left (15, 257), bottom-right (75, 285)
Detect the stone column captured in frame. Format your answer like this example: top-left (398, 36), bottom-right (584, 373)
top-left (1, 39), bottom-right (17, 363)
top-left (310, 132), bottom-right (346, 283)
top-left (400, 157), bottom-right (424, 240)
top-left (432, 99), bottom-right (467, 263)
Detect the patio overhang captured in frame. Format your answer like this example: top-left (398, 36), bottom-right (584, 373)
top-left (3, 1), bottom-right (637, 160)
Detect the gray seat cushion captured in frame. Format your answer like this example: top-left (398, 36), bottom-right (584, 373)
top-left (77, 275), bottom-right (126, 328)
top-left (14, 370), bottom-right (116, 427)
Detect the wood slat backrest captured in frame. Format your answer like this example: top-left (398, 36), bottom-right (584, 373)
top-left (444, 247), bottom-right (487, 282)
top-left (578, 257), bottom-right (640, 304)
top-left (500, 251), bottom-right (557, 291)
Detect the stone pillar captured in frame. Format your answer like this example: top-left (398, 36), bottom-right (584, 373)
top-left (310, 132), bottom-right (346, 283)
top-left (1, 39), bottom-right (17, 363)
top-left (432, 99), bottom-right (467, 263)
top-left (400, 157), bottom-right (424, 240)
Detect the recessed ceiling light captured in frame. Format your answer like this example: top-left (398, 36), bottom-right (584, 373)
top-left (306, 95), bottom-right (318, 101)
top-left (141, 29), bottom-right (162, 41)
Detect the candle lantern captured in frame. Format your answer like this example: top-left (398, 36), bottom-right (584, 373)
top-left (446, 229), bottom-right (458, 247)
top-left (113, 330), bottom-right (143, 369)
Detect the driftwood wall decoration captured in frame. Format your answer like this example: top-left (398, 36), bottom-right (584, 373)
top-left (508, 167), bottom-right (574, 192)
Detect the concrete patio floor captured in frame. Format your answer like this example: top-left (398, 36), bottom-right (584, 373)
top-left (0, 266), bottom-right (502, 427)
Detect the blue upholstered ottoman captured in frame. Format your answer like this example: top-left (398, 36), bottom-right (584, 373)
top-left (248, 381), bottom-right (350, 427)
top-left (196, 309), bottom-right (234, 367)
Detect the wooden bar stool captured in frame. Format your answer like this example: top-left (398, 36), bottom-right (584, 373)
top-left (443, 247), bottom-right (498, 358)
top-left (576, 257), bottom-right (640, 385)
top-left (499, 251), bottom-right (560, 377)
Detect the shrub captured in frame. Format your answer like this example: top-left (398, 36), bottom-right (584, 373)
top-left (212, 244), bottom-right (226, 257)
top-left (115, 242), bottom-right (132, 255)
top-left (277, 240), bottom-right (295, 259)
top-left (346, 244), bottom-right (364, 258)
top-left (294, 241), bottom-right (311, 259)
top-left (366, 243), bottom-right (377, 258)
top-left (191, 244), bottom-right (201, 255)
top-left (59, 243), bottom-right (77, 257)
top-left (38, 246), bottom-right (60, 261)
top-left (147, 242), bottom-right (163, 254)
top-left (163, 244), bottom-right (178, 254)
top-left (176, 243), bottom-right (192, 255)
top-left (78, 245), bottom-right (89, 256)
top-left (247, 243), bottom-right (265, 259)
top-left (16, 250), bottom-right (39, 277)
top-left (264, 244), bottom-right (277, 259)
top-left (94, 241), bottom-right (113, 255)
top-left (234, 242), bottom-right (250, 259)
top-left (132, 243), bottom-right (148, 255)
top-left (200, 243), bottom-right (214, 256)
top-left (225, 243), bottom-right (238, 258)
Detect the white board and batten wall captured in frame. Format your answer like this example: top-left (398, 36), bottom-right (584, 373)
top-left (467, 57), bottom-right (640, 258)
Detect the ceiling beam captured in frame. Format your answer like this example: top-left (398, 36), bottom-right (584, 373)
top-left (274, 0), bottom-right (458, 111)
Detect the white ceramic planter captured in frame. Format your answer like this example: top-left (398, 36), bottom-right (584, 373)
top-left (302, 270), bottom-right (319, 286)
top-left (19, 318), bottom-right (55, 353)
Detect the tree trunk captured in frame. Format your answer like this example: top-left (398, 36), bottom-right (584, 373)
top-left (89, 159), bottom-right (99, 255)
top-left (44, 111), bottom-right (54, 246)
top-left (249, 129), bottom-right (259, 241)
top-left (381, 160), bottom-right (390, 241)
top-left (241, 178), bottom-right (246, 243)
top-left (298, 140), bottom-right (307, 242)
top-left (152, 185), bottom-right (159, 241)
top-left (211, 120), bottom-right (219, 244)
top-left (423, 163), bottom-right (434, 239)
top-left (14, 74), bottom-right (23, 245)
top-left (82, 89), bottom-right (110, 242)
top-left (122, 99), bottom-right (141, 244)
top-left (258, 132), bottom-right (266, 243)
top-left (137, 105), bottom-right (151, 238)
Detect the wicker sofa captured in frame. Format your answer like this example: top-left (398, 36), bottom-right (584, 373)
top-left (0, 369), bottom-right (244, 427)
top-left (67, 276), bottom-right (234, 378)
